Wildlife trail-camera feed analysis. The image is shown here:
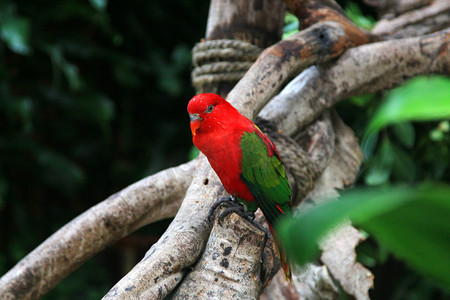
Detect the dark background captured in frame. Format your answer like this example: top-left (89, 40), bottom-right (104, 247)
top-left (0, 0), bottom-right (447, 298)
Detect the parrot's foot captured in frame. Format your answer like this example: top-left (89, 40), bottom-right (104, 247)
top-left (217, 206), bottom-right (255, 225)
top-left (208, 196), bottom-right (234, 222)
top-left (208, 196), bottom-right (255, 225)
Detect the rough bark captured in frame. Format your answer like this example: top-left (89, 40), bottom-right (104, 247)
top-left (284, 0), bottom-right (377, 45)
top-left (320, 223), bottom-right (374, 300)
top-left (103, 158), bottom-right (225, 299)
top-left (372, 0), bottom-right (450, 39)
top-left (206, 0), bottom-right (285, 48)
top-left (363, 0), bottom-right (434, 17)
top-left (0, 160), bottom-right (197, 300)
top-left (172, 210), bottom-right (267, 299)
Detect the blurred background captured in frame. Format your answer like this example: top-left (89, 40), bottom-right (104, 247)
top-left (0, 0), bottom-right (448, 299)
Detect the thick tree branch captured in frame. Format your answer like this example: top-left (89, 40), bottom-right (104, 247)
top-left (103, 158), bottom-right (225, 299)
top-left (228, 20), bottom-right (373, 119)
top-left (259, 28), bottom-right (450, 135)
top-left (0, 160), bottom-right (196, 300)
top-left (372, 0), bottom-right (450, 39)
top-left (364, 0), bottom-right (433, 17)
top-left (172, 209), bottom-right (267, 299)
top-left (202, 0), bottom-right (286, 97)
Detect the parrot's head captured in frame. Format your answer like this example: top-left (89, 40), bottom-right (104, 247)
top-left (187, 93), bottom-right (231, 136)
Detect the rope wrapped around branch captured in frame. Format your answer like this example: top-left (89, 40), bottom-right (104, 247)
top-left (192, 39), bottom-right (262, 92)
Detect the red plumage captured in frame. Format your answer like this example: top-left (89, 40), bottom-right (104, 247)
top-left (187, 93), bottom-right (256, 203)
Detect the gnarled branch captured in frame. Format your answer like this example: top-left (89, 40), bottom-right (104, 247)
top-left (0, 160), bottom-right (196, 299)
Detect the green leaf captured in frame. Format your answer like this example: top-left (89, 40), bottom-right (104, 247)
top-left (277, 185), bottom-right (450, 289)
top-left (283, 12), bottom-right (299, 39)
top-left (392, 122), bottom-right (415, 148)
top-left (344, 2), bottom-right (375, 30)
top-left (430, 121), bottom-right (450, 142)
top-left (0, 13), bottom-right (31, 55)
top-left (391, 144), bottom-right (417, 182)
top-left (361, 131), bottom-right (378, 159)
top-left (349, 93), bottom-right (375, 108)
top-left (35, 146), bottom-right (85, 194)
top-left (364, 136), bottom-right (394, 186)
top-left (366, 76), bottom-right (450, 136)
top-left (62, 61), bottom-right (83, 91)
top-left (188, 146), bottom-right (199, 161)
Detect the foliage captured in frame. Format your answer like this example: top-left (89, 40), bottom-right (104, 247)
top-left (283, 12), bottom-right (299, 39)
top-left (365, 76), bottom-right (450, 136)
top-left (278, 185), bottom-right (450, 289)
top-left (0, 0), bottom-right (209, 298)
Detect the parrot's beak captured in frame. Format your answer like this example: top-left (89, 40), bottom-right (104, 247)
top-left (189, 113), bottom-right (202, 136)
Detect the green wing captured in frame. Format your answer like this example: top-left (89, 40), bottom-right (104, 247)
top-left (240, 130), bottom-right (292, 226)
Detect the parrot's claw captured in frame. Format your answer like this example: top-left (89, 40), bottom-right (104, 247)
top-left (208, 196), bottom-right (236, 223)
top-left (217, 207), bottom-right (255, 226)
top-left (208, 195), bottom-right (255, 225)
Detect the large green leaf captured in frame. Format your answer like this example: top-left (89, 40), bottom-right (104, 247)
top-left (277, 185), bottom-right (450, 289)
top-left (366, 76), bottom-right (450, 136)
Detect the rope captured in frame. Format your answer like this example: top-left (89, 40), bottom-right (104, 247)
top-left (191, 39), bottom-right (262, 92)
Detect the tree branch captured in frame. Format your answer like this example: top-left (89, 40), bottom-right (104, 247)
top-left (228, 20), bottom-right (373, 119)
top-left (372, 0), bottom-right (450, 39)
top-left (0, 160), bottom-right (196, 300)
top-left (172, 209), bottom-right (267, 299)
top-left (259, 28), bottom-right (450, 135)
top-left (363, 0), bottom-right (433, 17)
top-left (103, 158), bottom-right (225, 299)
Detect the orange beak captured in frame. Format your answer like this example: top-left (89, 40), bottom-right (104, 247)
top-left (189, 113), bottom-right (202, 136)
top-left (190, 120), bottom-right (201, 136)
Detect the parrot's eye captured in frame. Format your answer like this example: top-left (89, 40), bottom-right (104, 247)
top-left (205, 105), bottom-right (214, 113)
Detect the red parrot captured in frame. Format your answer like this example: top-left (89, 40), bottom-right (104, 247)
top-left (187, 93), bottom-right (292, 281)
